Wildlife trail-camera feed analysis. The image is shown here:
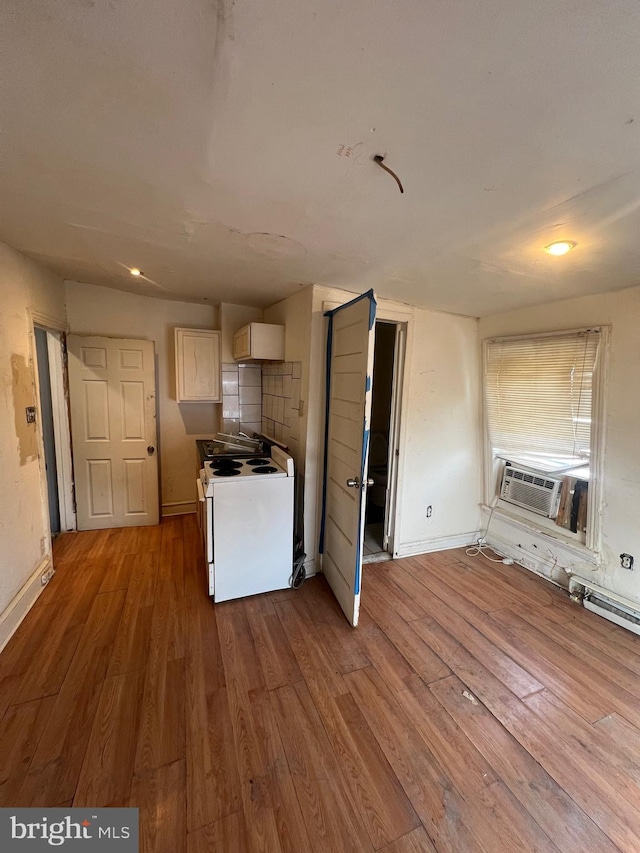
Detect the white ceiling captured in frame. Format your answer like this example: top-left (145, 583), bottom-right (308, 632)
top-left (3, 0), bottom-right (640, 316)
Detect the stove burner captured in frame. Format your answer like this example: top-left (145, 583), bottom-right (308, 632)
top-left (246, 458), bottom-right (270, 465)
top-left (251, 466), bottom-right (278, 474)
top-left (211, 459), bottom-right (243, 470)
top-left (212, 468), bottom-right (241, 477)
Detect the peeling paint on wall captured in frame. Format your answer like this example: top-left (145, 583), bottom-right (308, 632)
top-left (11, 354), bottom-right (38, 465)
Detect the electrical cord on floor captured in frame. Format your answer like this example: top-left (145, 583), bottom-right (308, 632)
top-left (290, 553), bottom-right (307, 589)
top-left (466, 500), bottom-right (515, 565)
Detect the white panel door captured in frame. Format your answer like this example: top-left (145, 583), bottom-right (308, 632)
top-left (67, 335), bottom-right (159, 529)
top-left (321, 291), bottom-right (376, 626)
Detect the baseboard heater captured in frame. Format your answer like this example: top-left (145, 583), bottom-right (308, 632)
top-left (569, 576), bottom-right (640, 637)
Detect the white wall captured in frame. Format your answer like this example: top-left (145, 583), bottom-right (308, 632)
top-left (479, 285), bottom-right (640, 604)
top-left (277, 285), bottom-right (482, 573)
top-left (264, 287), bottom-right (315, 572)
top-left (65, 281), bottom-right (219, 516)
top-left (264, 287), bottom-right (313, 464)
top-left (392, 302), bottom-right (483, 553)
top-left (0, 242), bottom-right (66, 641)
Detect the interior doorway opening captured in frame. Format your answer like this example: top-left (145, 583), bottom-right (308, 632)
top-left (34, 327), bottom-right (61, 534)
top-left (32, 325), bottom-right (76, 539)
top-left (363, 320), bottom-right (402, 563)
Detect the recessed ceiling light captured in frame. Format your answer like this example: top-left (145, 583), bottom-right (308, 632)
top-left (129, 267), bottom-right (142, 276)
top-left (544, 241), bottom-right (576, 256)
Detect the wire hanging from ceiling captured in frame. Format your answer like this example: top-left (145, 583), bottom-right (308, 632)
top-left (373, 155), bottom-right (404, 194)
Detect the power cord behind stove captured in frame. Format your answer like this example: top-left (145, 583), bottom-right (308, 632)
top-left (291, 553), bottom-right (307, 589)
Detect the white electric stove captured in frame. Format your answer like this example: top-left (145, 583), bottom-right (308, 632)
top-left (197, 446), bottom-right (295, 601)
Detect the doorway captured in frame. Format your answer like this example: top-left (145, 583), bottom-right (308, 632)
top-left (363, 321), bottom-right (402, 563)
top-left (34, 328), bottom-right (61, 534)
top-left (32, 325), bottom-right (76, 536)
top-left (320, 291), bottom-right (408, 624)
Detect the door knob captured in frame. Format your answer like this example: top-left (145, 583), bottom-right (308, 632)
top-left (346, 477), bottom-right (374, 489)
top-left (147, 446), bottom-right (155, 455)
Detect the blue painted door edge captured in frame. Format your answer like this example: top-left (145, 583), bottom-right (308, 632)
top-left (324, 289), bottom-right (377, 330)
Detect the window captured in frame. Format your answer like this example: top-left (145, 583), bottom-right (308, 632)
top-left (483, 328), bottom-right (606, 548)
top-left (484, 330), bottom-right (601, 473)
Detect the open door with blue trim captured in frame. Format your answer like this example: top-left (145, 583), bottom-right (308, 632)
top-left (320, 290), bottom-right (377, 626)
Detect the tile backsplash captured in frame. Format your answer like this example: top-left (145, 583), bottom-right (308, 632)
top-left (221, 363), bottom-right (262, 436)
top-left (262, 361), bottom-right (302, 460)
top-left (220, 361), bottom-right (303, 464)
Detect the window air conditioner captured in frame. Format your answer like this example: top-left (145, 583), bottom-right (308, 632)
top-left (500, 466), bottom-right (563, 518)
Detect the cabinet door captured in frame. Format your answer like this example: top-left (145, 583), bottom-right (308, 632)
top-left (232, 324), bottom-right (251, 360)
top-left (175, 329), bottom-right (221, 401)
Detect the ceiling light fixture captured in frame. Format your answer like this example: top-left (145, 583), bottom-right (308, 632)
top-left (129, 267), bottom-right (143, 276)
top-left (544, 241), bottom-right (576, 256)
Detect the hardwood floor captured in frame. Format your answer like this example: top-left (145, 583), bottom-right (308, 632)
top-left (1, 516), bottom-right (639, 851)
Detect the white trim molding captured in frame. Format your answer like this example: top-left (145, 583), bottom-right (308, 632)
top-left (46, 332), bottom-right (76, 531)
top-left (161, 500), bottom-right (197, 517)
top-left (29, 309), bottom-right (69, 333)
top-left (0, 556), bottom-right (53, 653)
top-left (394, 531), bottom-right (482, 559)
top-left (484, 507), bottom-right (600, 588)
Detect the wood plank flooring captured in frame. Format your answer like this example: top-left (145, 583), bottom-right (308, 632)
top-left (1, 517), bottom-right (639, 851)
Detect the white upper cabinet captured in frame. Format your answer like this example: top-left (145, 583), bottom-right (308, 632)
top-left (175, 328), bottom-right (221, 402)
top-left (233, 322), bottom-right (285, 362)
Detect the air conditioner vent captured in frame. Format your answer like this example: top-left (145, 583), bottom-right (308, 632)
top-left (501, 466), bottom-right (563, 518)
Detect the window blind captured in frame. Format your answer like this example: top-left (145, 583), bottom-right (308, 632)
top-left (484, 330), bottom-right (600, 470)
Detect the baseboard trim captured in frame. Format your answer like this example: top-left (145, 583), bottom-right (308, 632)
top-left (483, 505), bottom-right (598, 563)
top-left (485, 531), bottom-right (568, 589)
top-left (0, 556), bottom-right (52, 653)
top-left (394, 530), bottom-right (482, 559)
top-left (162, 501), bottom-right (197, 517)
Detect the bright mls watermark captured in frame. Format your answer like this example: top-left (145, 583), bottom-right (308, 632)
top-left (0, 809), bottom-right (138, 850)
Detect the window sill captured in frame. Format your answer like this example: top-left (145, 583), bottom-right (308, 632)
top-left (481, 503), bottom-right (600, 564)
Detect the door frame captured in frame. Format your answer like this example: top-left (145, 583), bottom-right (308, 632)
top-left (320, 298), bottom-right (411, 562)
top-left (380, 320), bottom-right (407, 554)
top-left (30, 311), bottom-right (77, 535)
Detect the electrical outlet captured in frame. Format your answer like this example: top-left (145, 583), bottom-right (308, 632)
top-left (25, 406), bottom-right (36, 424)
top-left (620, 553), bottom-right (634, 570)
